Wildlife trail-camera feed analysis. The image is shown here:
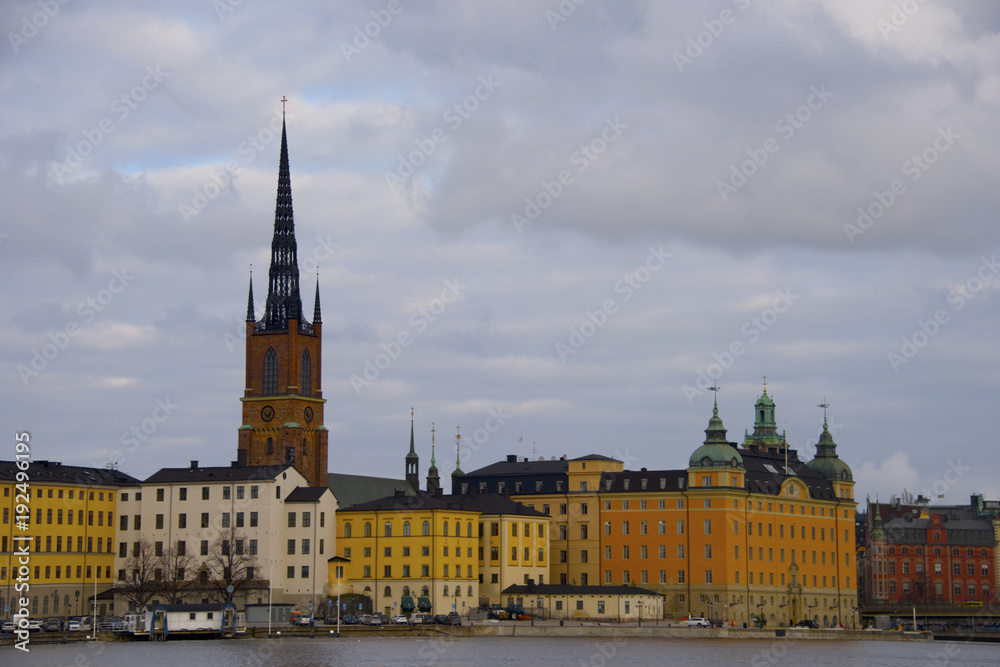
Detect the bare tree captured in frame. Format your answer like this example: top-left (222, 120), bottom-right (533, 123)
top-left (205, 530), bottom-right (262, 603)
top-left (115, 539), bottom-right (161, 611)
top-left (159, 543), bottom-right (195, 604)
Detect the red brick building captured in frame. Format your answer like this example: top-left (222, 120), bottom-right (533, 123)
top-left (236, 118), bottom-right (328, 487)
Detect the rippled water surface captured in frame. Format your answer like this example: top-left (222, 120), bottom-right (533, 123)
top-left (11, 636), bottom-right (999, 666)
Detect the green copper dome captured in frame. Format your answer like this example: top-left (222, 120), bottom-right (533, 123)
top-left (806, 421), bottom-right (852, 481)
top-left (689, 401), bottom-right (743, 469)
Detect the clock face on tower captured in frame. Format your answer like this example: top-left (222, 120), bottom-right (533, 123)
top-left (261, 405), bottom-right (275, 422)
top-left (304, 406), bottom-right (314, 423)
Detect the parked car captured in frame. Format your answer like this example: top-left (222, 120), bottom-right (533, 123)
top-left (445, 612), bottom-right (462, 626)
top-left (391, 615), bottom-right (408, 625)
top-left (343, 614), bottom-right (358, 625)
top-left (43, 618), bottom-right (63, 631)
top-left (26, 619), bottom-right (43, 632)
top-left (67, 620), bottom-right (81, 631)
top-left (795, 619), bottom-right (820, 629)
top-left (1, 620), bottom-right (15, 632)
top-left (683, 617), bottom-right (711, 627)
top-left (433, 614), bottom-right (449, 625)
top-left (289, 611), bottom-right (313, 626)
top-left (421, 614), bottom-right (436, 625)
top-left (409, 613), bottom-right (426, 625)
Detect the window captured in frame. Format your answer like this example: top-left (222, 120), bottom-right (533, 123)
top-left (222, 513), bottom-right (230, 528)
top-left (223, 486), bottom-right (231, 500)
top-left (597, 601), bottom-right (605, 614)
top-left (604, 522), bottom-right (611, 535)
top-left (424, 521), bottom-right (431, 536)
top-left (623, 545), bottom-right (630, 559)
top-left (201, 540), bottom-right (208, 556)
top-left (178, 514), bottom-right (187, 529)
top-left (301, 349), bottom-right (311, 395)
top-left (251, 485), bottom-right (259, 499)
top-left (384, 522), bottom-right (392, 537)
top-left (201, 513), bottom-right (209, 528)
top-left (403, 521), bottom-right (411, 536)
top-left (156, 488), bottom-right (164, 502)
top-left (659, 520), bottom-right (666, 535)
top-left (704, 520), bottom-right (711, 534)
top-left (303, 512), bottom-right (311, 528)
top-left (622, 521), bottom-right (629, 535)
top-left (604, 546), bottom-right (610, 560)
top-left (640, 521), bottom-right (647, 535)
top-left (677, 520), bottom-right (684, 534)
top-left (302, 539), bottom-right (310, 555)
top-left (263, 348), bottom-right (278, 394)
top-left (287, 539), bottom-right (295, 555)
top-left (580, 524), bottom-right (588, 539)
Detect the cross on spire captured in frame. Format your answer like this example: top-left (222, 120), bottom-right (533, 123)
top-left (281, 96), bottom-right (288, 117)
top-left (817, 398), bottom-right (830, 429)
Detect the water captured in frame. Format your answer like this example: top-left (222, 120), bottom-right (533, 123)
top-left (9, 636), bottom-right (998, 667)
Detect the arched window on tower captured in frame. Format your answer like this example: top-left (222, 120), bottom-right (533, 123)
top-left (266, 437), bottom-right (274, 455)
top-left (302, 438), bottom-right (308, 457)
top-left (263, 348), bottom-right (279, 395)
top-left (301, 350), bottom-right (311, 395)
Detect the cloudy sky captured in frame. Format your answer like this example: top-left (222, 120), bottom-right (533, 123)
top-left (2, 0), bottom-right (998, 505)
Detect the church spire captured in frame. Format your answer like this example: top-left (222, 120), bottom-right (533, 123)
top-left (426, 422), bottom-right (440, 494)
top-left (246, 267), bottom-right (255, 322)
top-left (313, 274), bottom-right (322, 325)
top-left (452, 426), bottom-right (463, 479)
top-left (261, 115), bottom-right (303, 331)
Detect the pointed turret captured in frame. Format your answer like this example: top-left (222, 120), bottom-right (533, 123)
top-left (246, 270), bottom-right (255, 322)
top-left (807, 417), bottom-right (853, 481)
top-left (261, 118), bottom-right (304, 331)
top-left (405, 409), bottom-right (420, 491)
top-left (452, 426), bottom-right (464, 481)
top-left (426, 423), bottom-right (440, 494)
top-left (313, 275), bottom-right (322, 325)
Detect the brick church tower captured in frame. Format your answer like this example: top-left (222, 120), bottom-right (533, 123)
top-left (237, 117), bottom-right (328, 487)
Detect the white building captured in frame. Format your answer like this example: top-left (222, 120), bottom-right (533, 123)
top-left (114, 460), bottom-right (336, 614)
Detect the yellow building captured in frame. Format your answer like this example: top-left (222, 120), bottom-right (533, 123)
top-left (456, 390), bottom-right (858, 628)
top-left (501, 582), bottom-right (664, 622)
top-left (1, 460), bottom-right (139, 618)
top-left (335, 489), bottom-right (550, 616)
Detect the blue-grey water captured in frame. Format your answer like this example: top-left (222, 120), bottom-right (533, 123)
top-left (8, 637), bottom-right (997, 666)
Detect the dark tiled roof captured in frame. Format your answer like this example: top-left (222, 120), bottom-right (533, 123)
top-left (327, 473), bottom-right (415, 509)
top-left (741, 449), bottom-right (837, 500)
top-left (0, 460), bottom-right (140, 486)
top-left (461, 458), bottom-right (568, 477)
top-left (571, 454), bottom-right (621, 462)
top-left (338, 490), bottom-right (546, 517)
top-left (600, 469), bottom-right (686, 493)
top-left (285, 486), bottom-right (331, 503)
top-left (144, 463), bottom-right (291, 484)
top-left (502, 583), bottom-right (663, 597)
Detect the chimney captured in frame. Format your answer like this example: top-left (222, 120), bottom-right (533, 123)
top-left (237, 450), bottom-right (247, 466)
top-left (506, 455), bottom-right (517, 463)
top-left (190, 461), bottom-right (198, 469)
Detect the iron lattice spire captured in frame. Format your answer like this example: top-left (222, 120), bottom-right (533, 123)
top-left (261, 116), bottom-right (304, 331)
top-left (313, 274), bottom-right (322, 324)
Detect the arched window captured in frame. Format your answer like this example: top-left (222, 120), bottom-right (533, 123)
top-left (454, 521), bottom-right (460, 537)
top-left (302, 438), bottom-right (308, 457)
top-left (443, 586), bottom-right (449, 596)
top-left (422, 521), bottom-right (430, 536)
top-left (455, 587), bottom-right (462, 597)
top-left (266, 437), bottom-right (274, 455)
top-left (403, 521), bottom-right (411, 536)
top-left (64, 595), bottom-right (70, 612)
top-left (467, 586), bottom-right (473, 596)
top-left (421, 586), bottom-right (429, 596)
top-left (402, 586), bottom-right (411, 596)
top-left (301, 350), bottom-right (311, 395)
top-left (363, 522), bottom-right (372, 537)
top-left (384, 586), bottom-right (392, 598)
top-left (263, 348), bottom-right (278, 395)
top-left (467, 522), bottom-right (473, 537)
top-left (53, 595), bottom-right (59, 614)
top-left (32, 596), bottom-right (38, 614)
top-left (443, 523), bottom-right (449, 537)
top-left (43, 595), bottom-right (49, 614)
top-left (344, 523), bottom-right (352, 539)
top-left (384, 521), bottom-right (392, 537)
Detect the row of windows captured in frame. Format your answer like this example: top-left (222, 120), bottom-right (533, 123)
top-left (1, 535), bottom-right (112, 554)
top-left (344, 519), bottom-right (475, 538)
top-left (0, 594), bottom-right (72, 616)
top-left (3, 487), bottom-right (113, 502)
top-left (361, 564), bottom-right (478, 579)
top-left (147, 485), bottom-right (262, 502)
top-left (119, 539), bottom-right (262, 558)
top-left (886, 546), bottom-right (991, 557)
top-left (600, 568), bottom-right (851, 589)
top-left (881, 579), bottom-right (992, 597)
top-left (882, 561), bottom-right (990, 576)
top-left (2, 507), bottom-right (111, 527)
top-left (1, 565), bottom-right (110, 581)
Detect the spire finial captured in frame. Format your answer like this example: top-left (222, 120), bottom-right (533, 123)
top-left (708, 384), bottom-right (720, 415)
top-left (281, 95), bottom-right (288, 118)
top-left (762, 376), bottom-right (767, 394)
top-left (455, 426), bottom-right (462, 468)
top-left (411, 406), bottom-right (414, 423)
top-left (430, 422), bottom-right (436, 466)
top-left (818, 398), bottom-right (830, 431)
